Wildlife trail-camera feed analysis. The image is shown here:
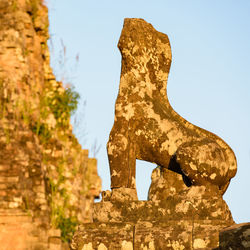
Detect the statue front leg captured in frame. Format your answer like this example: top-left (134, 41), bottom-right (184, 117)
top-left (107, 133), bottom-right (138, 201)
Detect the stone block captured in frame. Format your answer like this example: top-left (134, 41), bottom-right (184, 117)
top-left (0, 176), bottom-right (19, 183)
top-left (73, 196), bottom-right (234, 250)
top-left (216, 223), bottom-right (250, 249)
top-left (93, 195), bottom-right (233, 224)
top-left (0, 184), bottom-right (7, 190)
top-left (134, 221), bottom-right (193, 249)
top-left (72, 219), bottom-right (233, 249)
top-left (71, 223), bottom-right (134, 250)
top-left (48, 236), bottom-right (62, 250)
top-left (0, 212), bottom-right (32, 224)
top-left (0, 165), bottom-right (8, 171)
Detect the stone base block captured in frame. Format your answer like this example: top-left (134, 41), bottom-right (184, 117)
top-left (93, 196), bottom-right (234, 224)
top-left (215, 223), bottom-right (250, 249)
top-left (72, 189), bottom-right (236, 250)
top-left (71, 220), bottom-right (232, 250)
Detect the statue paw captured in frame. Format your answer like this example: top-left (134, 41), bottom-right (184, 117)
top-left (110, 187), bottom-right (138, 202)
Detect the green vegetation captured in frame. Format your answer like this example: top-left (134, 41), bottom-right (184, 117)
top-left (11, 0), bottom-right (18, 11)
top-left (52, 206), bottom-right (78, 243)
top-left (57, 216), bottom-right (78, 243)
top-left (32, 83), bottom-right (80, 242)
top-left (46, 86), bottom-right (80, 128)
top-left (47, 157), bottom-right (80, 243)
top-left (1, 76), bottom-right (81, 243)
top-left (31, 122), bottom-right (51, 144)
top-left (28, 82), bottom-right (79, 144)
top-left (40, 37), bottom-right (81, 242)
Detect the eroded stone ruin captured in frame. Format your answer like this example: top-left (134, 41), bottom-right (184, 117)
top-left (0, 0), bottom-right (101, 249)
top-left (72, 19), bottom-right (250, 250)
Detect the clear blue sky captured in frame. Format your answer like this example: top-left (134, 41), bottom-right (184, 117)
top-left (47, 0), bottom-right (250, 223)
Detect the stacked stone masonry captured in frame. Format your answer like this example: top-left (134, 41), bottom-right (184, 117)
top-left (0, 0), bottom-right (101, 249)
top-left (73, 222), bottom-right (250, 249)
top-left (71, 172), bottom-right (236, 249)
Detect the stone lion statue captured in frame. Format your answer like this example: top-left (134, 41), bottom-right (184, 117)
top-left (107, 18), bottom-right (237, 200)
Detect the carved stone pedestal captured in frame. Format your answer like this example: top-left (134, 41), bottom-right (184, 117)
top-left (71, 169), bottom-right (236, 250)
top-left (71, 195), bottom-right (234, 250)
top-left (72, 220), bottom-right (234, 250)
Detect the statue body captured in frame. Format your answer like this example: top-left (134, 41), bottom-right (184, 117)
top-left (107, 18), bottom-right (237, 198)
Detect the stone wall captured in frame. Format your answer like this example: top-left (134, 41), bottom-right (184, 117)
top-left (0, 0), bottom-right (101, 248)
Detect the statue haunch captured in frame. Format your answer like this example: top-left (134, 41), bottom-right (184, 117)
top-left (107, 18), bottom-right (237, 199)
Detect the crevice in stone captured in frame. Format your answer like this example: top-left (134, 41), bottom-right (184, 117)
top-left (168, 154), bottom-right (192, 187)
top-left (132, 225), bottom-right (135, 250)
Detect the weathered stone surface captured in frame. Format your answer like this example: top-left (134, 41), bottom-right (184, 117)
top-left (147, 167), bottom-right (234, 222)
top-left (72, 220), bottom-right (234, 250)
top-left (72, 223), bottom-right (134, 250)
top-left (74, 221), bottom-right (250, 249)
top-left (107, 18), bottom-right (237, 196)
top-left (93, 198), bottom-right (233, 224)
top-left (102, 187), bottom-right (138, 202)
top-left (87, 191), bottom-right (233, 249)
top-left (0, 210), bottom-right (49, 250)
top-left (0, 0), bottom-right (101, 248)
top-left (148, 167), bottom-right (190, 201)
top-left (215, 223), bottom-right (250, 249)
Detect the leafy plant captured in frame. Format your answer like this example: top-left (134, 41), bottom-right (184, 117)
top-left (30, 122), bottom-right (51, 144)
top-left (46, 157), bottom-right (80, 243)
top-left (46, 86), bottom-right (80, 127)
top-left (55, 212), bottom-right (78, 243)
